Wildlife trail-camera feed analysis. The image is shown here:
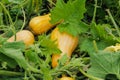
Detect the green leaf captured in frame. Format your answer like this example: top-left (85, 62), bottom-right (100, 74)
top-left (3, 41), bottom-right (25, 51)
top-left (87, 51), bottom-right (120, 79)
top-left (8, 0), bottom-right (23, 4)
top-left (51, 57), bottom-right (84, 78)
top-left (0, 36), bottom-right (7, 45)
top-left (25, 49), bottom-right (39, 64)
top-left (58, 54), bottom-right (68, 66)
top-left (80, 37), bottom-right (116, 54)
top-left (80, 23), bottom-right (117, 54)
top-left (50, 0), bottom-right (86, 36)
top-left (40, 62), bottom-right (53, 80)
top-left (0, 77), bottom-right (23, 80)
top-left (90, 23), bottom-right (118, 44)
top-left (38, 35), bottom-right (61, 56)
top-left (80, 39), bottom-right (94, 54)
top-left (0, 53), bottom-right (17, 68)
top-left (0, 41), bottom-right (29, 69)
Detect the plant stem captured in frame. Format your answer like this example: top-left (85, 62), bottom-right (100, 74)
top-left (0, 2), bottom-right (16, 34)
top-left (109, 33), bottom-right (120, 43)
top-left (92, 0), bottom-right (97, 23)
top-left (106, 9), bottom-right (120, 37)
top-left (0, 6), bottom-right (3, 25)
top-left (48, 0), bottom-right (56, 6)
top-left (118, 0), bottom-right (120, 7)
top-left (28, 71), bottom-right (36, 80)
top-left (93, 40), bottom-right (98, 53)
top-left (20, 7), bottom-right (26, 30)
top-left (0, 2), bottom-right (13, 25)
top-left (0, 70), bottom-right (23, 76)
top-left (35, 0), bottom-right (41, 15)
top-left (12, 0), bottom-right (29, 9)
top-left (79, 68), bottom-right (103, 80)
top-left (28, 65), bottom-right (41, 73)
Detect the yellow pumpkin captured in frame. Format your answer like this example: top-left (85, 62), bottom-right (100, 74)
top-left (51, 27), bottom-right (78, 68)
top-left (104, 43), bottom-right (120, 52)
top-left (59, 76), bottom-right (75, 80)
top-left (29, 14), bottom-right (54, 35)
top-left (7, 30), bottom-right (35, 46)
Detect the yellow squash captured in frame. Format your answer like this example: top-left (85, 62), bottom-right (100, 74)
top-left (51, 27), bottom-right (78, 68)
top-left (59, 76), bottom-right (75, 80)
top-left (104, 43), bottom-right (120, 52)
top-left (29, 14), bottom-right (54, 35)
top-left (7, 30), bottom-right (35, 46)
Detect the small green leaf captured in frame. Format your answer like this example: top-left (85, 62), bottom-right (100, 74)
top-left (40, 62), bottom-right (52, 80)
top-left (0, 36), bottom-right (7, 45)
top-left (58, 54), bottom-right (68, 66)
top-left (80, 39), bottom-right (94, 54)
top-left (38, 35), bottom-right (61, 56)
top-left (25, 50), bottom-right (39, 64)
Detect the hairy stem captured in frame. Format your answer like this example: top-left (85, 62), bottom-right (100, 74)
top-left (0, 2), bottom-right (16, 34)
top-left (20, 7), bottom-right (26, 30)
top-left (106, 9), bottom-right (120, 37)
top-left (92, 0), bottom-right (98, 23)
top-left (0, 70), bottom-right (23, 76)
top-left (0, 6), bottom-right (3, 25)
top-left (79, 68), bottom-right (103, 80)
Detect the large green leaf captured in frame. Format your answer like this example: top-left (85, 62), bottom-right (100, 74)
top-left (50, 0), bottom-right (87, 36)
top-left (87, 51), bottom-right (120, 79)
top-left (0, 41), bottom-right (29, 69)
top-left (0, 53), bottom-right (17, 68)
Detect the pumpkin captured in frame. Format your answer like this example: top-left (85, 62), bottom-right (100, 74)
top-left (29, 14), bottom-right (54, 35)
top-left (59, 76), bottom-right (75, 80)
top-left (51, 27), bottom-right (78, 68)
top-left (7, 30), bottom-right (35, 46)
top-left (104, 43), bottom-right (120, 52)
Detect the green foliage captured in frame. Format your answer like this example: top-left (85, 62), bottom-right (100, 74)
top-left (25, 50), bottom-right (39, 65)
top-left (51, 56), bottom-right (84, 78)
top-left (80, 22), bottom-right (119, 54)
top-left (0, 53), bottom-right (17, 68)
top-left (0, 0), bottom-right (120, 80)
top-left (87, 51), bottom-right (120, 80)
top-left (0, 41), bottom-right (29, 69)
top-left (50, 0), bottom-right (87, 36)
top-left (38, 35), bottom-right (61, 56)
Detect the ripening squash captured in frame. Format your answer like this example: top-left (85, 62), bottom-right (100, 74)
top-left (104, 43), bottom-right (120, 52)
top-left (7, 30), bottom-right (35, 46)
top-left (51, 27), bottom-right (78, 68)
top-left (29, 14), bottom-right (54, 35)
top-left (59, 76), bottom-right (75, 80)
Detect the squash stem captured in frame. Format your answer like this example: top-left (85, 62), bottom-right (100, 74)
top-left (20, 7), bottom-right (26, 30)
top-left (0, 2), bottom-right (16, 36)
top-left (106, 9), bottom-right (120, 37)
top-left (0, 70), bottom-right (23, 76)
top-left (28, 65), bottom-right (41, 73)
top-left (91, 0), bottom-right (98, 23)
top-left (79, 68), bottom-right (103, 80)
top-left (0, 6), bottom-right (3, 25)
